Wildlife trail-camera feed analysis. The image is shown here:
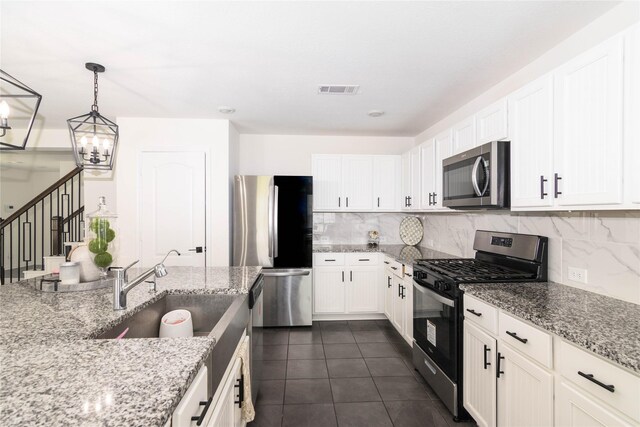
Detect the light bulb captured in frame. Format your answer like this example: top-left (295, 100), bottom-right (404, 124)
top-left (92, 135), bottom-right (99, 148)
top-left (0, 100), bottom-right (9, 119)
top-left (80, 136), bottom-right (88, 147)
top-left (102, 139), bottom-right (110, 150)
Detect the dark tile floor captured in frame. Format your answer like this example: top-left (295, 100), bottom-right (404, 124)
top-left (249, 320), bottom-right (477, 427)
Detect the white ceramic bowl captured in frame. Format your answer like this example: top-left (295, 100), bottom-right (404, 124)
top-left (159, 309), bottom-right (193, 338)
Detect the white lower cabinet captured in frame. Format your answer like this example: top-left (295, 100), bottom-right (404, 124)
top-left (207, 358), bottom-right (243, 427)
top-left (391, 275), bottom-right (405, 333)
top-left (313, 267), bottom-right (346, 314)
top-left (382, 256), bottom-right (413, 346)
top-left (172, 366), bottom-right (209, 427)
top-left (463, 320), bottom-right (497, 427)
top-left (556, 381), bottom-right (634, 427)
top-left (497, 343), bottom-right (554, 427)
top-left (347, 267), bottom-right (381, 313)
top-left (383, 267), bottom-right (394, 319)
top-left (402, 267), bottom-right (413, 345)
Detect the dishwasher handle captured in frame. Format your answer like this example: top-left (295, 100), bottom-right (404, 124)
top-left (262, 270), bottom-right (311, 277)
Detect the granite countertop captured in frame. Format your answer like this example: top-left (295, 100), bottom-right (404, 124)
top-left (313, 244), bottom-right (456, 264)
top-left (460, 282), bottom-right (640, 373)
top-left (0, 266), bottom-right (262, 427)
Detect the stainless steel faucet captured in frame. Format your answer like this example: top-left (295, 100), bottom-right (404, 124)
top-left (110, 249), bottom-right (181, 310)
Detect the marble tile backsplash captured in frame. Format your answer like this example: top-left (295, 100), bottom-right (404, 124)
top-left (313, 211), bottom-right (640, 304)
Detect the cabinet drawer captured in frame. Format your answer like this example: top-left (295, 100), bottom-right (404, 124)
top-left (463, 295), bottom-right (498, 335)
top-left (172, 365), bottom-right (208, 427)
top-left (314, 252), bottom-right (345, 266)
top-left (498, 312), bottom-right (552, 368)
top-left (346, 253), bottom-right (379, 265)
top-left (558, 340), bottom-right (640, 422)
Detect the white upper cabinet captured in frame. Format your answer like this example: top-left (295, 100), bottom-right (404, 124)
top-left (625, 24), bottom-right (640, 204)
top-left (476, 98), bottom-right (509, 144)
top-left (509, 74), bottom-right (555, 208)
top-left (420, 139), bottom-right (437, 210)
top-left (453, 116), bottom-right (477, 154)
top-left (373, 156), bottom-right (401, 210)
top-left (434, 130), bottom-right (453, 209)
top-left (342, 155), bottom-right (374, 210)
top-left (401, 147), bottom-right (421, 210)
top-left (553, 35), bottom-right (624, 206)
top-left (312, 155), bottom-right (342, 210)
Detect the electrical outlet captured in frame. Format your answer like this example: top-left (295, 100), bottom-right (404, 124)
top-left (568, 267), bottom-right (588, 284)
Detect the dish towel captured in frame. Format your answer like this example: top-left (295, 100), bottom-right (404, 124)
top-left (238, 338), bottom-right (255, 422)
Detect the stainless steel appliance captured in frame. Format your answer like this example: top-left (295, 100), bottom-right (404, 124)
top-left (248, 275), bottom-right (263, 402)
top-left (233, 175), bottom-right (313, 327)
top-left (412, 231), bottom-right (548, 421)
top-left (442, 141), bottom-right (510, 209)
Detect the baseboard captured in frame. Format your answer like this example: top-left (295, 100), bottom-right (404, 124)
top-left (312, 313), bottom-right (387, 321)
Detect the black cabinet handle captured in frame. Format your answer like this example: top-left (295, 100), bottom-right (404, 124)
top-left (496, 352), bottom-right (505, 378)
top-left (377, 197), bottom-right (380, 208)
top-left (404, 196), bottom-right (408, 207)
top-left (358, 258), bottom-right (370, 261)
top-left (578, 371), bottom-right (615, 393)
top-left (428, 193), bottom-right (433, 206)
top-left (234, 374), bottom-right (244, 407)
top-left (483, 345), bottom-right (491, 369)
top-left (384, 261), bottom-right (390, 264)
top-left (404, 272), bottom-right (411, 277)
top-left (390, 266), bottom-right (398, 270)
top-left (325, 259), bottom-right (336, 262)
top-left (433, 193), bottom-right (437, 206)
top-left (540, 175), bottom-right (548, 199)
top-left (401, 285), bottom-right (406, 299)
top-left (466, 308), bottom-right (482, 317)
top-left (350, 271), bottom-right (353, 282)
top-left (338, 197), bottom-right (341, 207)
top-left (398, 283), bottom-right (402, 297)
top-left (191, 397), bottom-right (213, 426)
top-left (342, 271), bottom-right (344, 282)
top-left (387, 276), bottom-right (392, 288)
top-left (506, 330), bottom-right (528, 344)
top-left (407, 196), bottom-right (412, 207)
top-left (554, 173), bottom-right (562, 198)
top-left (346, 197), bottom-right (349, 207)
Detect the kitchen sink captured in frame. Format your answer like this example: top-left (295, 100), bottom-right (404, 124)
top-left (95, 293), bottom-right (241, 339)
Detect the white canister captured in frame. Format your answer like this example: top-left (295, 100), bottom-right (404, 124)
top-left (69, 243), bottom-right (102, 282)
top-left (59, 262), bottom-right (80, 285)
top-left (159, 309), bottom-right (194, 338)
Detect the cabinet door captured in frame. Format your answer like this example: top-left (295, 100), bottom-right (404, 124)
top-left (497, 343), bottom-right (553, 427)
top-left (312, 155), bottom-right (342, 210)
top-left (347, 266), bottom-right (380, 313)
top-left (409, 146), bottom-right (421, 210)
top-left (556, 380), bottom-right (634, 427)
top-left (420, 140), bottom-right (437, 210)
top-left (554, 36), bottom-right (624, 206)
top-left (401, 151), bottom-right (412, 210)
top-left (477, 98), bottom-right (508, 144)
top-left (402, 274), bottom-right (413, 345)
top-left (625, 24), bottom-right (640, 204)
top-left (342, 155), bottom-right (374, 210)
top-left (373, 156), bottom-right (401, 210)
top-left (383, 271), bottom-right (394, 319)
top-left (434, 130), bottom-right (453, 209)
top-left (453, 117), bottom-right (477, 154)
top-left (463, 321), bottom-right (497, 427)
top-left (313, 267), bottom-right (345, 313)
top-left (207, 359), bottom-right (241, 427)
top-left (391, 279), bottom-right (405, 334)
top-left (509, 74), bottom-right (555, 208)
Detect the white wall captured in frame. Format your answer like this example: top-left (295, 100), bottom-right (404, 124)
top-left (414, 1), bottom-right (640, 143)
top-left (114, 118), bottom-right (233, 267)
top-left (238, 134), bottom-right (413, 175)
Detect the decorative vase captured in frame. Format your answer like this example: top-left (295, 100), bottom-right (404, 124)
top-left (85, 196), bottom-right (118, 278)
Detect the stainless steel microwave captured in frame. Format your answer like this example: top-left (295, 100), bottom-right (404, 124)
top-left (442, 141), bottom-right (510, 209)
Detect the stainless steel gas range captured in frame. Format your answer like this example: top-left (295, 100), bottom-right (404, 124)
top-left (412, 231), bottom-right (548, 421)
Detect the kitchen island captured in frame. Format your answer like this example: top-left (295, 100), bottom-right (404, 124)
top-left (0, 266), bottom-right (262, 427)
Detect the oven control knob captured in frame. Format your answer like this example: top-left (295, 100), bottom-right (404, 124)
top-left (441, 282), bottom-right (451, 292)
top-left (433, 281), bottom-right (441, 290)
top-left (415, 271), bottom-right (427, 280)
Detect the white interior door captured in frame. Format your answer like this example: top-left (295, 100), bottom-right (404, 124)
top-left (140, 151), bottom-right (206, 267)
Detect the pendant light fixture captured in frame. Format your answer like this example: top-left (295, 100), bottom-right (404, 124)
top-left (0, 69), bottom-right (43, 150)
top-left (67, 63), bottom-right (119, 170)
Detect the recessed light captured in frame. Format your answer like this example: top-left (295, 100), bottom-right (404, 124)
top-left (368, 110), bottom-right (385, 117)
top-left (218, 106), bottom-right (236, 114)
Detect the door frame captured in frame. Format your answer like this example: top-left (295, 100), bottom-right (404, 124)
top-left (137, 148), bottom-right (210, 267)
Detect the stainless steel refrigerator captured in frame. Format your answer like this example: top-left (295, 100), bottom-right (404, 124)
top-left (232, 175), bottom-right (313, 326)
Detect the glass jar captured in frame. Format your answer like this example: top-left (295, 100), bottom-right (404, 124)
top-left (85, 196), bottom-right (118, 278)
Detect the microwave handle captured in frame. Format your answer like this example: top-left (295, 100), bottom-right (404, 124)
top-left (471, 156), bottom-right (489, 197)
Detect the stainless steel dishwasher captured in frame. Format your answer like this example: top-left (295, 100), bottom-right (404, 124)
top-left (262, 268), bottom-right (312, 327)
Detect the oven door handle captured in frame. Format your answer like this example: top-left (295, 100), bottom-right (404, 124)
top-left (413, 281), bottom-right (455, 307)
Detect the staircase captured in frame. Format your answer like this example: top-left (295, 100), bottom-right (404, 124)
top-left (0, 167), bottom-right (84, 284)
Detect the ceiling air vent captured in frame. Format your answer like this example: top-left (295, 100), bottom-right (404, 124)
top-left (318, 85), bottom-right (359, 95)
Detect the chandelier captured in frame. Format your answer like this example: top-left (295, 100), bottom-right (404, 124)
top-left (67, 63), bottom-right (119, 170)
top-left (0, 69), bottom-right (42, 150)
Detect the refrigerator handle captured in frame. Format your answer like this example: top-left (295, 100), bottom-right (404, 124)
top-left (268, 184), bottom-right (274, 258)
top-left (273, 185), bottom-right (279, 258)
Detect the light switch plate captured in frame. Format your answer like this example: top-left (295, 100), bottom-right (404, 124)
top-left (568, 267), bottom-right (588, 284)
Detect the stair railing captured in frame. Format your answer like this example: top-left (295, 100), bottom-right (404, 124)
top-left (1, 166), bottom-right (84, 284)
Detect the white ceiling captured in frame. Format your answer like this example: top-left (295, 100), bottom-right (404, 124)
top-left (0, 1), bottom-right (617, 136)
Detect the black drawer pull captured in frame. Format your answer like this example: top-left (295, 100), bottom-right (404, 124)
top-left (358, 258), bottom-right (370, 261)
top-left (466, 309), bottom-right (482, 317)
top-left (578, 371), bottom-right (615, 393)
top-left (387, 276), bottom-right (392, 288)
top-left (506, 330), bottom-right (528, 344)
top-left (483, 345), bottom-right (491, 369)
top-left (384, 261), bottom-right (390, 264)
top-left (496, 352), bottom-right (505, 378)
top-left (234, 375), bottom-right (245, 407)
top-left (191, 397), bottom-right (213, 426)
top-left (404, 273), bottom-right (411, 277)
top-left (390, 266), bottom-right (398, 270)
top-left (325, 259), bottom-right (336, 262)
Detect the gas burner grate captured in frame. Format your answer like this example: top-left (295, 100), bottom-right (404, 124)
top-left (416, 258), bottom-right (535, 282)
